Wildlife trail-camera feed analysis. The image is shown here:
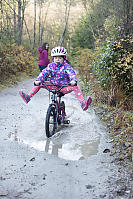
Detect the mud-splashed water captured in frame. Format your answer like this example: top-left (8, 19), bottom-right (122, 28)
top-left (8, 89), bottom-right (106, 161)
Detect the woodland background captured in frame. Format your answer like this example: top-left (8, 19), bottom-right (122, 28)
top-left (0, 0), bottom-right (133, 161)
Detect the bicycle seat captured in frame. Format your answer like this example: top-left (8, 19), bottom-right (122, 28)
top-left (57, 92), bottom-right (65, 97)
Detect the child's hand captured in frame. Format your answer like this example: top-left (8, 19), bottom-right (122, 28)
top-left (34, 80), bottom-right (41, 86)
top-left (70, 80), bottom-right (76, 86)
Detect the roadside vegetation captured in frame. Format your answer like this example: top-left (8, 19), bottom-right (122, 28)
top-left (0, 0), bottom-right (132, 166)
top-left (0, 43), bottom-right (39, 90)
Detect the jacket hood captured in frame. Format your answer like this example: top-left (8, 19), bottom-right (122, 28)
top-left (38, 46), bottom-right (43, 53)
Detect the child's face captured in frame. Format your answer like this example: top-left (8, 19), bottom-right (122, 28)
top-left (46, 44), bottom-right (49, 49)
top-left (54, 56), bottom-right (64, 64)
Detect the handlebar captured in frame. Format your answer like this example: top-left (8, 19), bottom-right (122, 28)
top-left (39, 82), bottom-right (73, 93)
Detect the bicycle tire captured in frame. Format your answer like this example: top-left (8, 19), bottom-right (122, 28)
top-left (45, 105), bottom-right (58, 138)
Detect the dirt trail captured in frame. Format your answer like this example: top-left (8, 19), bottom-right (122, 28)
top-left (0, 79), bottom-right (130, 199)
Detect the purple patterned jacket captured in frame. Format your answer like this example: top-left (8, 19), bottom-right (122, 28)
top-left (36, 62), bottom-right (77, 85)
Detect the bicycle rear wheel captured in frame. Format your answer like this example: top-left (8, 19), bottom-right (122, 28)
top-left (45, 105), bottom-right (57, 138)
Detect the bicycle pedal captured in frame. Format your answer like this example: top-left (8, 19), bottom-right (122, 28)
top-left (63, 119), bottom-right (70, 124)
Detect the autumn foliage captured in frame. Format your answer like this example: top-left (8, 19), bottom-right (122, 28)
top-left (94, 37), bottom-right (133, 110)
top-left (0, 44), bottom-right (37, 83)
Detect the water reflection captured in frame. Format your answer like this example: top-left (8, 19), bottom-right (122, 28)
top-left (45, 139), bottom-right (62, 156)
top-left (20, 138), bottom-right (100, 161)
top-left (9, 130), bottom-right (100, 160)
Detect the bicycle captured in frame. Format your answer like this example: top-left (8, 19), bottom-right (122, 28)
top-left (40, 82), bottom-right (71, 138)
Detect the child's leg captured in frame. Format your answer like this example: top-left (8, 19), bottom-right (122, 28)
top-left (73, 86), bottom-right (92, 110)
top-left (61, 86), bottom-right (84, 102)
top-left (19, 86), bottom-right (41, 104)
top-left (29, 81), bottom-right (57, 98)
top-left (73, 86), bottom-right (84, 102)
top-left (19, 81), bottom-right (54, 104)
top-left (29, 86), bottom-right (41, 98)
top-left (61, 86), bottom-right (92, 111)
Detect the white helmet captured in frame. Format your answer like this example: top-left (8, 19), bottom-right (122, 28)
top-left (51, 46), bottom-right (67, 57)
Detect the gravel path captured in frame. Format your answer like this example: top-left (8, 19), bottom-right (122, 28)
top-left (0, 79), bottom-right (131, 199)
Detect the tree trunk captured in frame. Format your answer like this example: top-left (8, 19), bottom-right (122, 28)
top-left (58, 0), bottom-right (71, 46)
top-left (40, 1), bottom-right (50, 44)
top-left (33, 0), bottom-right (37, 49)
top-left (38, 1), bottom-right (42, 44)
top-left (20, 0), bottom-right (26, 43)
top-left (123, 0), bottom-right (132, 35)
top-left (17, 0), bottom-right (22, 45)
top-left (0, 0), bottom-right (3, 32)
top-left (13, 0), bottom-right (17, 41)
top-left (24, 20), bottom-right (32, 45)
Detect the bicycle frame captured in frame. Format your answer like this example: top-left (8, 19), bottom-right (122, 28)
top-left (40, 81), bottom-right (68, 103)
top-left (42, 82), bottom-right (69, 114)
top-left (40, 82), bottom-right (71, 137)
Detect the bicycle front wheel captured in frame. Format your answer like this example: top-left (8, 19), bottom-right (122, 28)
top-left (45, 105), bottom-right (58, 138)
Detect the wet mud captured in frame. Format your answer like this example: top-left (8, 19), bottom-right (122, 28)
top-left (0, 79), bottom-right (131, 199)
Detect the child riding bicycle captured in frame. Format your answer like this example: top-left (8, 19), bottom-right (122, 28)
top-left (19, 46), bottom-right (92, 111)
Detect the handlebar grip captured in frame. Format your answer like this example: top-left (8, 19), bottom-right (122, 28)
top-left (68, 82), bottom-right (77, 86)
top-left (34, 82), bottom-right (41, 86)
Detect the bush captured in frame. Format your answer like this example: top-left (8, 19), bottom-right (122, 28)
top-left (71, 16), bottom-right (95, 49)
top-left (0, 43), bottom-right (37, 82)
top-left (93, 36), bottom-right (133, 108)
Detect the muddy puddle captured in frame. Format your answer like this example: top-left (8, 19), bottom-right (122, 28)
top-left (1, 80), bottom-right (106, 161)
top-left (8, 95), bottom-right (104, 161)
